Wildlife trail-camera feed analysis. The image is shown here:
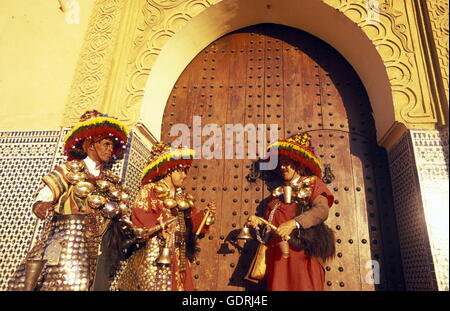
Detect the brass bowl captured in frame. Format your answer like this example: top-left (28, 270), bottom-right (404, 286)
top-left (96, 180), bottom-right (113, 192)
top-left (101, 201), bottom-right (119, 218)
top-left (177, 200), bottom-right (190, 210)
top-left (104, 170), bottom-right (121, 183)
top-left (134, 227), bottom-right (145, 239)
top-left (73, 181), bottom-right (94, 198)
top-left (109, 188), bottom-right (121, 201)
top-left (297, 189), bottom-right (312, 199)
top-left (119, 191), bottom-right (130, 203)
top-left (163, 198), bottom-right (177, 209)
top-left (186, 194), bottom-right (195, 202)
top-left (67, 160), bottom-right (85, 172)
top-left (272, 186), bottom-right (283, 197)
top-left (155, 184), bottom-right (170, 199)
top-left (118, 202), bottom-right (129, 215)
top-left (66, 172), bottom-right (87, 185)
top-left (86, 194), bottom-right (106, 209)
top-left (302, 177), bottom-right (313, 185)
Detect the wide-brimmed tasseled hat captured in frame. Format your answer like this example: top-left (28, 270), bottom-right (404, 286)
top-left (141, 142), bottom-right (195, 185)
top-left (266, 132), bottom-right (322, 177)
top-left (64, 110), bottom-right (130, 160)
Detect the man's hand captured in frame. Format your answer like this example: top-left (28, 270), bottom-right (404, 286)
top-left (246, 215), bottom-right (265, 228)
top-left (275, 219), bottom-right (298, 241)
top-left (32, 201), bottom-right (54, 219)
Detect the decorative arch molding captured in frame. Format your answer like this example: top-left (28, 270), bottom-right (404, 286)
top-left (62, 0), bottom-right (446, 146)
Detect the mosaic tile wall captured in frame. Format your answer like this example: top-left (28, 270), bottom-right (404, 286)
top-left (388, 129), bottom-right (449, 291)
top-left (0, 129), bottom-right (151, 291)
top-left (410, 129), bottom-right (449, 291)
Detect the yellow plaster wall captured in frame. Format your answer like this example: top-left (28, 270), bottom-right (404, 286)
top-left (0, 0), bottom-right (94, 130)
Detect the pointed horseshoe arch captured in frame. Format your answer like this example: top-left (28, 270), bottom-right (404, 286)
top-left (141, 0), bottom-right (394, 143)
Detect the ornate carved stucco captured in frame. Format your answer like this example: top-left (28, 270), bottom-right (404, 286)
top-left (61, 0), bottom-right (125, 126)
top-left (426, 0), bottom-right (449, 103)
top-left (61, 0), bottom-right (448, 131)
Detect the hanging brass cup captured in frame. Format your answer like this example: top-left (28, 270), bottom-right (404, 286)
top-left (66, 172), bottom-right (87, 185)
top-left (67, 160), bottom-right (85, 172)
top-left (177, 200), bottom-right (190, 210)
top-left (163, 198), bottom-right (177, 209)
top-left (96, 180), bottom-right (113, 192)
top-left (283, 185), bottom-right (292, 204)
top-left (279, 240), bottom-right (290, 259)
top-left (87, 194), bottom-right (106, 209)
top-left (73, 181), bottom-right (94, 198)
top-left (101, 201), bottom-right (119, 218)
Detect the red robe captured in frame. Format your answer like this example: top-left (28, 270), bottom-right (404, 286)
top-left (264, 178), bottom-right (333, 291)
top-left (131, 184), bottom-right (208, 291)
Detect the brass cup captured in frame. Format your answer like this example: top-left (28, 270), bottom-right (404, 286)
top-left (283, 185), bottom-right (292, 204)
top-left (87, 194), bottom-right (106, 209)
top-left (109, 188), bottom-right (121, 201)
top-left (66, 172), bottom-right (87, 185)
top-left (279, 240), bottom-right (290, 259)
top-left (96, 180), bottom-right (113, 192)
top-left (119, 191), bottom-right (130, 203)
top-left (118, 202), bottom-right (129, 215)
top-left (154, 184), bottom-right (170, 199)
top-left (101, 201), bottom-right (119, 218)
top-left (163, 198), bottom-right (177, 209)
top-left (297, 189), bottom-right (311, 199)
top-left (177, 200), bottom-right (190, 210)
top-left (186, 194), bottom-right (195, 202)
top-left (67, 160), bottom-right (85, 172)
top-left (73, 181), bottom-right (95, 198)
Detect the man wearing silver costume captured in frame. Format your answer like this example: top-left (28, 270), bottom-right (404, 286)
top-left (8, 110), bottom-right (131, 291)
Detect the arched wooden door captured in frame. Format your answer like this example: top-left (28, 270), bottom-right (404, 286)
top-left (161, 24), bottom-right (404, 291)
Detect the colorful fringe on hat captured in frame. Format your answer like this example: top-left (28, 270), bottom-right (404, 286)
top-left (64, 110), bottom-right (130, 160)
top-left (141, 142), bottom-right (195, 186)
top-left (267, 132), bottom-right (322, 177)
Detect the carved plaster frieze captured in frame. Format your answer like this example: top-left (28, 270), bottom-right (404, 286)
top-left (61, 0), bottom-right (125, 126)
top-left (63, 0), bottom-right (446, 129)
top-left (426, 0), bottom-right (449, 103)
top-left (103, 0), bottom-right (218, 128)
top-left (323, 0), bottom-right (438, 125)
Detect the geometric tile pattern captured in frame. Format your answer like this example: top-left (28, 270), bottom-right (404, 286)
top-left (388, 129), bottom-right (449, 290)
top-left (410, 129), bottom-right (449, 291)
top-left (0, 130), bottom-right (61, 291)
top-left (0, 129), bottom-right (151, 291)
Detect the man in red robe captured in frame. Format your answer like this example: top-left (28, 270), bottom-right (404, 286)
top-left (117, 142), bottom-right (216, 291)
top-left (247, 133), bottom-right (335, 291)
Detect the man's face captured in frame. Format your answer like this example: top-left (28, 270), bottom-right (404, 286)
top-left (92, 138), bottom-right (114, 163)
top-left (170, 167), bottom-right (189, 187)
top-left (278, 157), bottom-right (297, 181)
